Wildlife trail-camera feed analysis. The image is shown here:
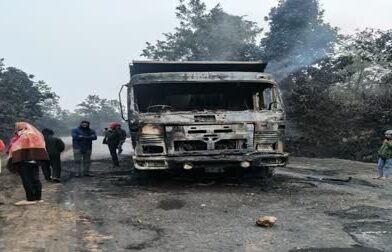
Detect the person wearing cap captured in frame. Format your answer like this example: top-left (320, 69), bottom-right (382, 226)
top-left (72, 121), bottom-right (97, 177)
top-left (375, 130), bottom-right (392, 180)
top-left (103, 122), bottom-right (126, 167)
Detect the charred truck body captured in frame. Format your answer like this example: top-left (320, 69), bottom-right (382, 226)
top-left (122, 61), bottom-right (288, 175)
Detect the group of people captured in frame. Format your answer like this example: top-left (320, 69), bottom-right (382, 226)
top-left (0, 120), bottom-right (126, 206)
top-left (1, 121), bottom-right (391, 206)
top-left (71, 120), bottom-right (127, 176)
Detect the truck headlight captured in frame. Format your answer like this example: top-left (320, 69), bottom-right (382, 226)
top-left (256, 141), bottom-right (284, 152)
top-left (141, 124), bottom-right (163, 135)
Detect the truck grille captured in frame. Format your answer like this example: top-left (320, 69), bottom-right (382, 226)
top-left (139, 135), bottom-right (164, 144)
top-left (215, 139), bottom-right (247, 150)
top-left (254, 132), bottom-right (279, 144)
top-left (174, 141), bottom-right (207, 151)
top-left (166, 124), bottom-right (254, 154)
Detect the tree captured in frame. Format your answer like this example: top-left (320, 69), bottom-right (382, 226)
top-left (75, 95), bottom-right (123, 132)
top-left (261, 0), bottom-right (338, 78)
top-left (283, 29), bottom-right (392, 160)
top-left (338, 29), bottom-right (392, 94)
top-left (0, 59), bottom-right (59, 140)
top-left (142, 0), bottom-right (262, 61)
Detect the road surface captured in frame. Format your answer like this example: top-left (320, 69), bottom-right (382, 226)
top-left (0, 144), bottom-right (391, 251)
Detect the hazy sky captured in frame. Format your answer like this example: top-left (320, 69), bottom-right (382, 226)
top-left (1, 0), bottom-right (391, 109)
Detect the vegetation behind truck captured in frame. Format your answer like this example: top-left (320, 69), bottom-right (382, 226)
top-left (120, 61), bottom-right (288, 176)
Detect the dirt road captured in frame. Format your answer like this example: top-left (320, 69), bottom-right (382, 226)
top-left (1, 153), bottom-right (391, 251)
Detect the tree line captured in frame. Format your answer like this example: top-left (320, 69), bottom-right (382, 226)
top-left (1, 0), bottom-right (391, 161)
top-left (0, 60), bottom-right (121, 139)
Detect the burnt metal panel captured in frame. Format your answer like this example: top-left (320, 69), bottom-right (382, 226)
top-left (254, 131), bottom-right (279, 144)
top-left (130, 72), bottom-right (275, 85)
top-left (165, 124), bottom-right (254, 156)
top-left (136, 134), bottom-right (167, 157)
top-left (130, 61), bottom-right (268, 76)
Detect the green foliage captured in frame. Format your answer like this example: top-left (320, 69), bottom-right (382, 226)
top-left (0, 59), bottom-right (122, 138)
top-left (142, 0), bottom-right (262, 61)
top-left (0, 59), bottom-right (59, 140)
top-left (285, 29), bottom-right (392, 160)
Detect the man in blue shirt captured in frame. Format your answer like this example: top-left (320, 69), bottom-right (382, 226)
top-left (72, 120), bottom-right (97, 177)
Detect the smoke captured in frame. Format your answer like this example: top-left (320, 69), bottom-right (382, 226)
top-left (191, 8), bottom-right (262, 62)
top-left (266, 27), bottom-right (338, 81)
top-left (260, 0), bottom-right (338, 80)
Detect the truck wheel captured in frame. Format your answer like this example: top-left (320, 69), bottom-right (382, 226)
top-left (252, 166), bottom-right (274, 179)
top-left (266, 167), bottom-right (275, 178)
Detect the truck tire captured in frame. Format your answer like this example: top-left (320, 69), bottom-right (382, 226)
top-left (251, 166), bottom-right (274, 179)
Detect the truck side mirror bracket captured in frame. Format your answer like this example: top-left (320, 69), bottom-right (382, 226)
top-left (119, 84), bottom-right (128, 122)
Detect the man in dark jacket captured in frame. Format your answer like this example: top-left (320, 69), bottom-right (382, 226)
top-left (103, 122), bottom-right (126, 167)
top-left (72, 121), bottom-right (97, 177)
top-left (41, 128), bottom-right (65, 182)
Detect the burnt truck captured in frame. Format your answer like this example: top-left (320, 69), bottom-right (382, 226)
top-left (119, 61), bottom-right (288, 176)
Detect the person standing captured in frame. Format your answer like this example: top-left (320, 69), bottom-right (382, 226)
top-left (0, 139), bottom-right (5, 173)
top-left (0, 139), bottom-right (4, 152)
top-left (72, 121), bottom-right (97, 177)
top-left (117, 125), bottom-right (127, 155)
top-left (374, 130), bottom-right (392, 180)
top-left (7, 122), bottom-right (49, 205)
top-left (103, 122), bottom-right (126, 167)
top-left (41, 128), bottom-right (65, 182)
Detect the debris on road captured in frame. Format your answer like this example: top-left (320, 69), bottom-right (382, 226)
top-left (256, 216), bottom-right (277, 227)
top-left (195, 181), bottom-right (216, 186)
top-left (306, 176), bottom-right (352, 183)
top-left (277, 170), bottom-right (353, 184)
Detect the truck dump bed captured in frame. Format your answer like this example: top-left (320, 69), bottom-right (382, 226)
top-left (130, 61), bottom-right (268, 75)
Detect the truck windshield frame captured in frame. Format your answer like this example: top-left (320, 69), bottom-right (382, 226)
top-left (132, 82), bottom-right (276, 113)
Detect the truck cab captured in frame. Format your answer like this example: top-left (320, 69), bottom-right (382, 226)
top-left (121, 61), bottom-right (288, 175)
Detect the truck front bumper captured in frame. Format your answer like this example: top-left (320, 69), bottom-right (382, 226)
top-left (133, 152), bottom-right (289, 170)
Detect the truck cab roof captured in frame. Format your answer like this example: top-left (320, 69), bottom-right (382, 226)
top-left (130, 61), bottom-right (268, 76)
